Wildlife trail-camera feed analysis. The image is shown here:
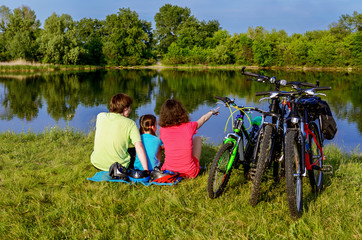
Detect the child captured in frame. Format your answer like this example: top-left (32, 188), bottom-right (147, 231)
top-left (158, 99), bottom-right (218, 178)
top-left (134, 114), bottom-right (163, 171)
top-left (91, 93), bottom-right (149, 171)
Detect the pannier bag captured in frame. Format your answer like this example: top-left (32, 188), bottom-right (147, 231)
top-left (297, 97), bottom-right (337, 140)
top-left (318, 100), bottom-right (337, 140)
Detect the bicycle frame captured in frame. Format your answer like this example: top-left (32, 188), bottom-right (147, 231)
top-left (303, 116), bottom-right (325, 171)
top-left (284, 94), bottom-right (326, 175)
top-left (255, 97), bottom-right (285, 166)
top-left (222, 111), bottom-right (255, 174)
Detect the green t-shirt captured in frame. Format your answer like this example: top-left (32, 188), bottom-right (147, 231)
top-left (91, 112), bottom-right (141, 171)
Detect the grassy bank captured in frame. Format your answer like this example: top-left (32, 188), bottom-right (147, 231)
top-left (0, 59), bottom-right (101, 72)
top-left (0, 59), bottom-right (360, 72)
top-left (0, 129), bottom-right (360, 239)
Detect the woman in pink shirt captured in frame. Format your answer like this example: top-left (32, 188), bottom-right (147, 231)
top-left (158, 99), bottom-right (218, 178)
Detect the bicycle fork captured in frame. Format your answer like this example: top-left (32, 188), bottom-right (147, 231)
top-left (223, 133), bottom-right (244, 174)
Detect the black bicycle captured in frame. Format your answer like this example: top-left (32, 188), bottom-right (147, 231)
top-left (242, 67), bottom-right (318, 206)
top-left (282, 85), bottom-right (334, 218)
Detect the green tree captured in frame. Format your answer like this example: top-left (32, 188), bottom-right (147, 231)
top-left (207, 45), bottom-right (231, 64)
top-left (75, 18), bottom-right (104, 65)
top-left (349, 31), bottom-right (362, 66)
top-left (154, 4), bottom-right (191, 55)
top-left (4, 5), bottom-right (40, 61)
top-left (176, 17), bottom-right (220, 49)
top-left (164, 42), bottom-right (185, 64)
top-left (307, 31), bottom-right (337, 67)
top-left (329, 11), bottom-right (361, 37)
top-left (0, 5), bottom-right (10, 59)
top-left (285, 34), bottom-right (310, 66)
top-left (224, 33), bottom-right (253, 65)
top-left (102, 8), bottom-right (151, 66)
top-left (248, 27), bottom-right (275, 67)
top-left (37, 13), bottom-right (81, 64)
top-left (206, 29), bottom-right (230, 49)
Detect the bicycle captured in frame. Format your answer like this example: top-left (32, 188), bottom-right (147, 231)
top-left (282, 85), bottom-right (334, 218)
top-left (207, 96), bottom-right (266, 199)
top-left (241, 67), bottom-right (318, 206)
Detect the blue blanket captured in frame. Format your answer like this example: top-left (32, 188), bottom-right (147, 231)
top-left (87, 171), bottom-right (181, 186)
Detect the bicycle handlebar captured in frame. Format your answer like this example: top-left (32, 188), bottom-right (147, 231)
top-left (241, 67), bottom-right (323, 91)
top-left (215, 96), bottom-right (234, 105)
top-left (255, 85), bottom-right (331, 99)
top-left (286, 81), bottom-right (318, 88)
top-left (255, 91), bottom-right (271, 96)
top-left (314, 86), bottom-right (332, 91)
top-left (215, 96), bottom-right (268, 113)
top-left (242, 66), bottom-right (269, 81)
top-left (241, 66), bottom-right (259, 78)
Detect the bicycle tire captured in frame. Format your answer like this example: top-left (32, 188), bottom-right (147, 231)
top-left (207, 142), bottom-right (234, 199)
top-left (285, 130), bottom-right (303, 219)
top-left (308, 122), bottom-right (323, 192)
top-left (249, 124), bottom-right (273, 206)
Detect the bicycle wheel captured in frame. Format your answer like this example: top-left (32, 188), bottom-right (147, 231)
top-left (285, 130), bottom-right (303, 219)
top-left (207, 142), bottom-right (234, 199)
top-left (308, 122), bottom-right (323, 192)
top-left (249, 124), bottom-right (273, 206)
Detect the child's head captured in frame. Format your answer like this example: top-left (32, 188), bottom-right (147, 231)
top-left (159, 99), bottom-right (189, 127)
top-left (139, 114), bottom-right (157, 135)
top-left (109, 93), bottom-right (133, 116)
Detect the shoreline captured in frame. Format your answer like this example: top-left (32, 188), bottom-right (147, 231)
top-left (0, 61), bottom-right (360, 72)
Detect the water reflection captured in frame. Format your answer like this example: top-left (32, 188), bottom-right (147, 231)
top-left (0, 69), bottom-right (361, 151)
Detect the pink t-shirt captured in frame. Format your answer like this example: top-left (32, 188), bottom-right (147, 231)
top-left (160, 122), bottom-right (200, 178)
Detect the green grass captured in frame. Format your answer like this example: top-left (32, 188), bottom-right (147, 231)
top-left (0, 129), bottom-right (360, 239)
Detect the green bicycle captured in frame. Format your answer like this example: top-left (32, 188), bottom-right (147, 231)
top-left (207, 96), bottom-right (265, 199)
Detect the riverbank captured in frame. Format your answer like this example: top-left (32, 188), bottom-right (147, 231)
top-left (0, 129), bottom-right (360, 239)
top-left (0, 59), bottom-right (360, 72)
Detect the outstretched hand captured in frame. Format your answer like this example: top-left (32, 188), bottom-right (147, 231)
top-left (210, 107), bottom-right (220, 116)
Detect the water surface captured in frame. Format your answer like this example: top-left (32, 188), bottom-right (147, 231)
top-left (0, 69), bottom-right (360, 152)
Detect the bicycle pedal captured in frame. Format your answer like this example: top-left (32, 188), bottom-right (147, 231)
top-left (249, 168), bottom-right (256, 180)
top-left (321, 165), bottom-right (333, 174)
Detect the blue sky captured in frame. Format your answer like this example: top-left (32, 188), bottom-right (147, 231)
top-left (2, 0), bottom-right (361, 34)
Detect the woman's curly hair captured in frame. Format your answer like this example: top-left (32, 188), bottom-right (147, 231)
top-left (159, 99), bottom-right (190, 127)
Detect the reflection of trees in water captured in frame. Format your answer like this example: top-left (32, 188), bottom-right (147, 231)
top-left (1, 77), bottom-right (42, 121)
top-left (0, 69), bottom-right (361, 132)
top-left (0, 70), bottom-right (158, 121)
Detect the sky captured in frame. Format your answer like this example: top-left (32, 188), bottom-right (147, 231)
top-left (2, 0), bottom-right (361, 35)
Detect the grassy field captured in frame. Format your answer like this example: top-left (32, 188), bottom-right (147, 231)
top-left (0, 128), bottom-right (360, 239)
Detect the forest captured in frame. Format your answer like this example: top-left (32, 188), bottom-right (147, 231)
top-left (0, 4), bottom-right (361, 67)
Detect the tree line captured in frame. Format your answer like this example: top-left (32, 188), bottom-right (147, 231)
top-left (0, 4), bottom-right (361, 67)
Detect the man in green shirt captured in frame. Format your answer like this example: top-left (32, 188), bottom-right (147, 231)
top-left (91, 93), bottom-right (149, 171)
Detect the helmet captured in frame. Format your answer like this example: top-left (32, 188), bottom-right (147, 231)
top-left (109, 162), bottom-right (128, 180)
top-left (150, 167), bottom-right (172, 181)
top-left (129, 169), bottom-right (150, 183)
top-left (150, 167), bottom-right (180, 183)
